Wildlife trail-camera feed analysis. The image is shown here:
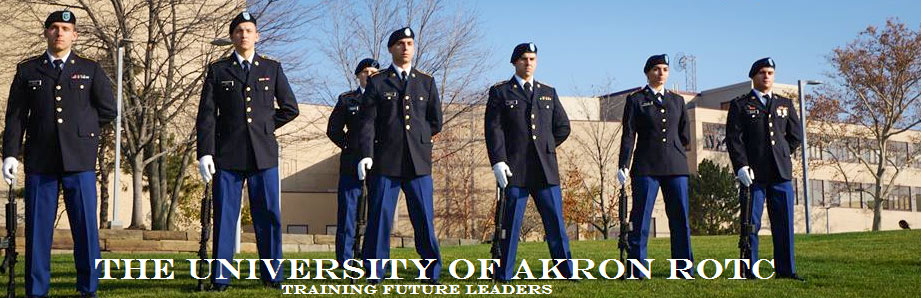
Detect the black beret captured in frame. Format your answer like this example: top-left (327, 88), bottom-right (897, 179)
top-left (354, 58), bottom-right (380, 75)
top-left (229, 12), bottom-right (257, 36)
top-left (644, 54), bottom-right (669, 73)
top-left (387, 27), bottom-right (414, 48)
top-left (45, 10), bottom-right (76, 29)
top-left (749, 57), bottom-right (776, 78)
top-left (510, 42), bottom-right (538, 63)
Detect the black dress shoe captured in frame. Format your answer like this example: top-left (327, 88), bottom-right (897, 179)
top-left (781, 274), bottom-right (806, 281)
top-left (27, 296), bottom-right (47, 298)
top-left (263, 280), bottom-right (282, 289)
top-left (209, 284), bottom-right (229, 292)
top-left (80, 292), bottom-right (98, 298)
top-left (421, 279), bottom-right (441, 285)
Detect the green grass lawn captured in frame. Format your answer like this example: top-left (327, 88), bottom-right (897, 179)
top-left (11, 229), bottom-right (921, 297)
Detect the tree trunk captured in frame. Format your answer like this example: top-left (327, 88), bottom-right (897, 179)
top-left (129, 154), bottom-right (147, 229)
top-left (146, 141), bottom-right (166, 230)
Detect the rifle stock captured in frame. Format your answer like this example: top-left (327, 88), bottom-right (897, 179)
top-left (489, 185), bottom-right (508, 280)
top-left (197, 182), bottom-right (212, 291)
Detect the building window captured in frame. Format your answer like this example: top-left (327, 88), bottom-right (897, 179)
top-left (885, 186), bottom-right (911, 211)
top-left (913, 187), bottom-right (921, 212)
top-left (809, 179), bottom-right (825, 206)
top-left (287, 225), bottom-right (308, 234)
top-left (702, 122), bottom-right (727, 152)
top-left (887, 141), bottom-right (909, 167)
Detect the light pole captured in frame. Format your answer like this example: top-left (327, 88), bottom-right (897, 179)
top-left (798, 79), bottom-right (822, 234)
top-left (111, 38), bottom-right (133, 229)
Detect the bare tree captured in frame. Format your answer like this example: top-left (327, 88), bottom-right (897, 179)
top-left (0, 0), bottom-right (320, 230)
top-left (810, 19), bottom-right (921, 231)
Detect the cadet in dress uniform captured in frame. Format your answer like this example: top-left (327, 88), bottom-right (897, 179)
top-left (484, 42), bottom-right (573, 281)
top-left (726, 58), bottom-right (804, 281)
top-left (195, 12), bottom-right (299, 291)
top-left (1, 10), bottom-right (116, 298)
top-left (616, 54), bottom-right (694, 278)
top-left (327, 58), bottom-right (379, 265)
top-left (356, 27), bottom-right (443, 284)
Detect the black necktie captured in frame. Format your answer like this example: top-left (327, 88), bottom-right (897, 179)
top-left (763, 94), bottom-right (772, 107)
top-left (242, 60), bottom-right (251, 81)
top-left (401, 71), bottom-right (408, 83)
top-left (656, 93), bottom-right (664, 104)
top-left (53, 59), bottom-right (63, 73)
top-left (524, 82), bottom-right (533, 98)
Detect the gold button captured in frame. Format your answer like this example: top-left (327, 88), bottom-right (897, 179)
top-left (246, 97), bottom-right (252, 102)
top-left (405, 105), bottom-right (410, 110)
top-left (246, 87), bottom-right (251, 92)
top-left (404, 115), bottom-right (410, 120)
top-left (660, 109), bottom-right (665, 113)
top-left (246, 107), bottom-right (252, 112)
top-left (770, 131), bottom-right (774, 136)
top-left (404, 96), bottom-right (410, 100)
top-left (532, 135), bottom-right (537, 140)
top-left (405, 125), bottom-right (410, 130)
top-left (55, 96), bottom-right (61, 101)
top-left (79, 85), bottom-right (84, 89)
top-left (545, 105), bottom-right (550, 109)
top-left (57, 118), bottom-right (63, 123)
top-left (531, 125), bottom-right (536, 129)
top-left (55, 85), bottom-right (61, 90)
top-left (56, 107), bottom-right (62, 112)
top-left (419, 97), bottom-right (424, 101)
top-left (530, 114), bottom-right (535, 119)
top-left (771, 140), bottom-right (776, 145)
top-left (90, 133), bottom-right (95, 137)
top-left (769, 123), bottom-right (773, 127)
top-left (662, 138), bottom-right (667, 142)
top-left (661, 128), bottom-right (666, 133)
top-left (264, 86), bottom-right (269, 91)
top-left (247, 118), bottom-right (253, 123)
top-left (661, 118), bottom-right (666, 122)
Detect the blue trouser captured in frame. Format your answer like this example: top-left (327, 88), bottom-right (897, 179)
top-left (496, 185), bottom-right (573, 280)
top-left (627, 175), bottom-right (694, 278)
top-left (746, 181), bottom-right (797, 277)
top-left (211, 167), bottom-right (283, 284)
top-left (24, 171), bottom-right (100, 296)
top-left (361, 175), bottom-right (441, 282)
top-left (335, 174), bottom-right (362, 264)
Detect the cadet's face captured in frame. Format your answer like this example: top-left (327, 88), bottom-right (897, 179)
top-left (44, 22), bottom-right (77, 52)
top-left (752, 67), bottom-right (775, 91)
top-left (514, 53), bottom-right (537, 78)
top-left (646, 64), bottom-right (669, 86)
top-left (389, 38), bottom-right (414, 64)
top-left (231, 22), bottom-right (259, 52)
top-left (357, 67), bottom-right (378, 88)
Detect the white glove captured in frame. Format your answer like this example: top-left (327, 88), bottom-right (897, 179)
top-left (737, 166), bottom-right (754, 187)
top-left (616, 168), bottom-right (629, 186)
top-left (492, 162), bottom-right (513, 189)
top-left (357, 158), bottom-right (373, 181)
top-left (198, 155), bottom-right (216, 183)
top-left (2, 157), bottom-right (18, 185)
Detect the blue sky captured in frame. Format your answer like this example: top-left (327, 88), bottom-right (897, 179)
top-left (457, 0), bottom-right (921, 96)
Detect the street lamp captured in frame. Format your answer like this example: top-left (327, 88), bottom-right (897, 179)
top-left (211, 38), bottom-right (232, 46)
top-left (111, 38), bottom-right (133, 229)
top-left (798, 79), bottom-right (822, 235)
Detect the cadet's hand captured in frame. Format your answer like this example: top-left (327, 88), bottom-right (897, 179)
top-left (492, 162), bottom-right (513, 189)
top-left (2, 157), bottom-right (18, 185)
top-left (358, 158), bottom-right (373, 181)
top-left (616, 168), bottom-right (629, 186)
top-left (198, 155), bottom-right (216, 183)
top-left (737, 166), bottom-right (754, 187)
